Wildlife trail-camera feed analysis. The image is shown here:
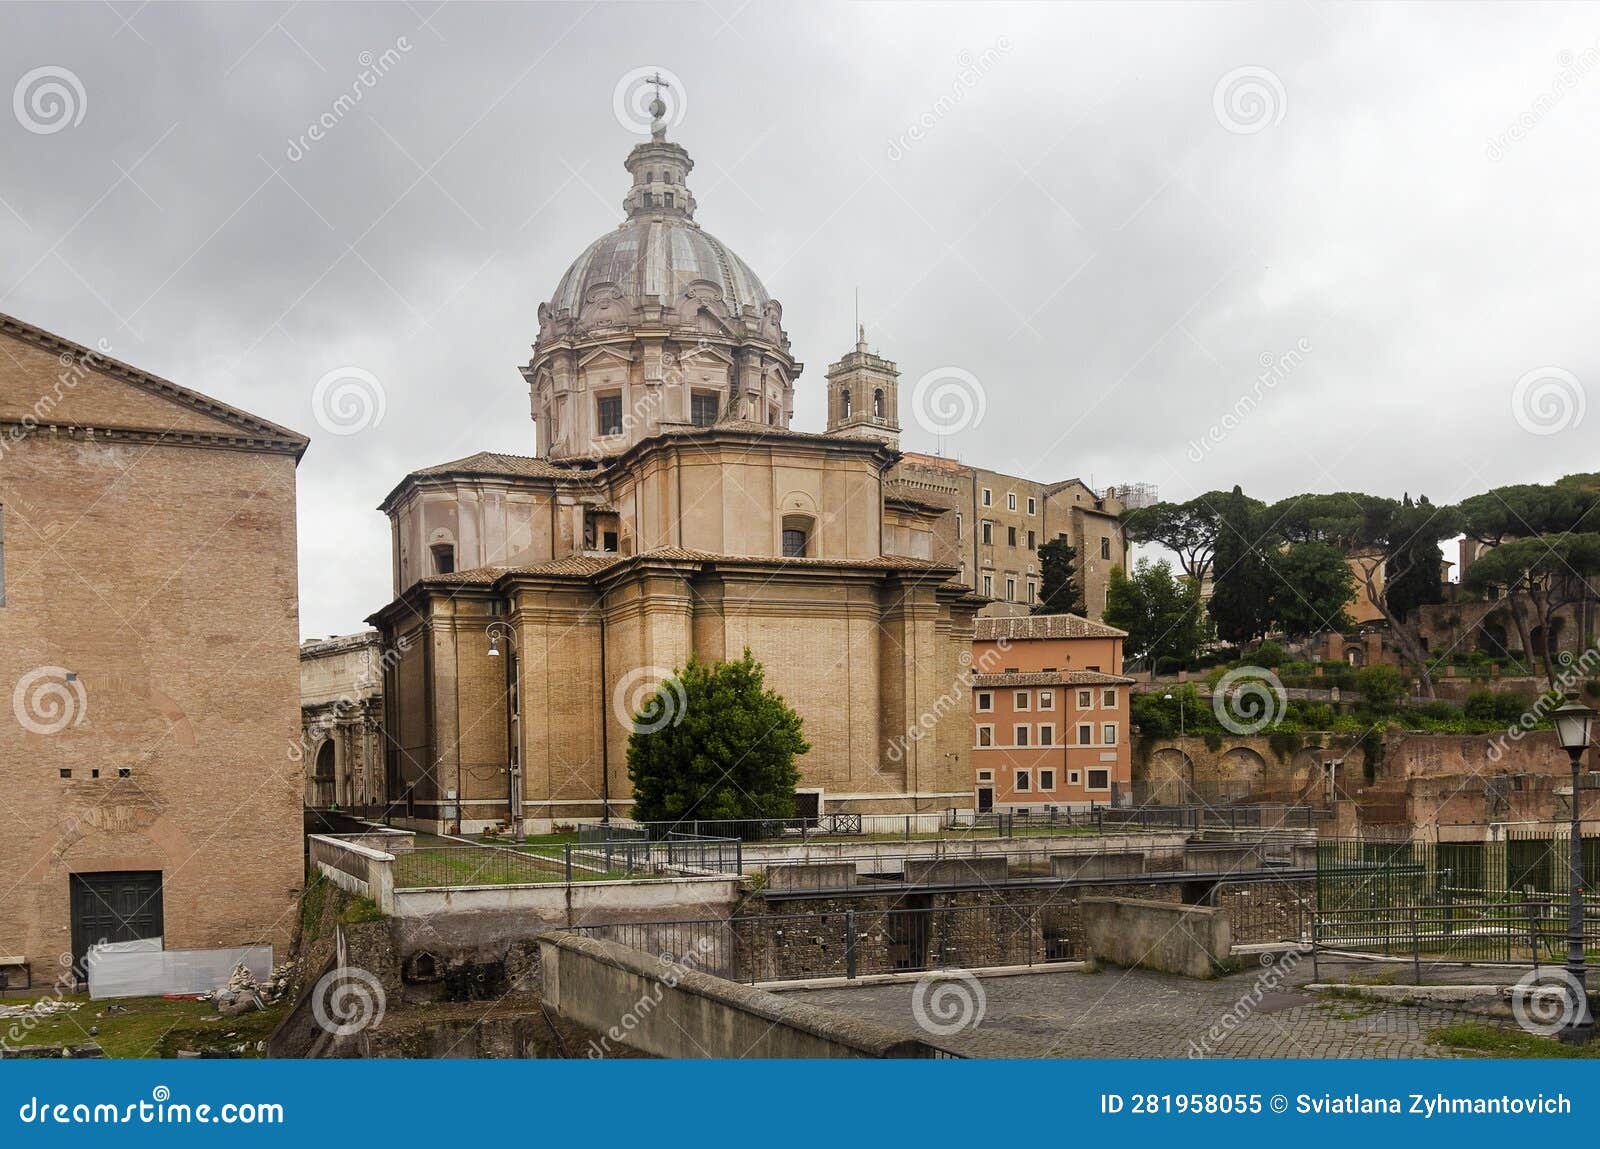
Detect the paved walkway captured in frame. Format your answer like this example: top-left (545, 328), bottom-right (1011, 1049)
top-left (789, 958), bottom-right (1507, 1058)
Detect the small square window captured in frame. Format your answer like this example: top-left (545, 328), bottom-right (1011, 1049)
top-left (1014, 690), bottom-right (1029, 710)
top-left (1039, 691), bottom-right (1054, 711)
top-left (977, 769), bottom-right (993, 782)
top-left (976, 691), bottom-right (994, 713)
top-left (118, 767), bottom-right (131, 778)
top-left (1077, 689), bottom-right (1092, 708)
top-left (1069, 770), bottom-right (1081, 785)
top-left (690, 391), bottom-right (719, 427)
top-left (59, 768), bottom-right (71, 779)
top-left (1102, 688), bottom-right (1117, 707)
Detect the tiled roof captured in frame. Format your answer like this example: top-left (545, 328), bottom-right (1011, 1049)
top-left (409, 451), bottom-right (581, 480)
top-left (974, 614), bottom-right (1127, 641)
top-left (972, 670), bottom-right (1136, 687)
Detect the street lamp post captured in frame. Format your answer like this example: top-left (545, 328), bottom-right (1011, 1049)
top-left (487, 622), bottom-right (524, 844)
top-left (1552, 693), bottom-right (1596, 1043)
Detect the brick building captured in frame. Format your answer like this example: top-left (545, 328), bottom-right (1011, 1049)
top-left (0, 311), bottom-right (307, 982)
top-left (969, 615), bottom-right (1135, 813)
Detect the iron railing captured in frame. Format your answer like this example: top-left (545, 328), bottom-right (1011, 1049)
top-left (391, 837), bottom-right (741, 889)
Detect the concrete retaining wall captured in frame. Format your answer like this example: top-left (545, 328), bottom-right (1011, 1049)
top-left (389, 877), bottom-right (743, 962)
top-left (1051, 852), bottom-right (1145, 880)
top-left (538, 932), bottom-right (948, 1058)
top-left (736, 831), bottom-right (1191, 873)
top-left (1081, 895), bottom-right (1233, 979)
top-left (903, 856), bottom-right (1010, 886)
top-left (766, 863), bottom-right (858, 892)
top-left (1183, 845), bottom-right (1262, 873)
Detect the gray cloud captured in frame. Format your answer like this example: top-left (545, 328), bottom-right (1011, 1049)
top-left (3, 1), bottom-right (1595, 636)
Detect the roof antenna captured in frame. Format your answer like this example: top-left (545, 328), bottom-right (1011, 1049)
top-left (854, 286), bottom-right (859, 345)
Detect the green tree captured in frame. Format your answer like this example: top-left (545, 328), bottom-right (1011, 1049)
top-left (1104, 558), bottom-right (1206, 670)
top-left (626, 651), bottom-right (808, 827)
top-left (1207, 485), bottom-right (1275, 643)
top-left (1269, 540), bottom-right (1355, 638)
top-left (1032, 536), bottom-right (1086, 616)
top-left (1120, 492), bottom-right (1243, 581)
top-left (1267, 490), bottom-right (1460, 696)
top-left (1353, 664), bottom-right (1406, 714)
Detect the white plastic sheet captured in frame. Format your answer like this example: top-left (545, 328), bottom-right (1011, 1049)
top-left (86, 940), bottom-right (273, 999)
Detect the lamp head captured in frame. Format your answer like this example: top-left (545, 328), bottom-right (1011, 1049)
top-left (1552, 693), bottom-right (1596, 754)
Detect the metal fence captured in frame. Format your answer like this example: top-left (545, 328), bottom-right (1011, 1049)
top-left (578, 814), bottom-right (939, 843)
top-left (572, 874), bottom-right (1314, 984)
top-left (391, 837), bottom-right (742, 889)
top-left (1308, 827), bottom-right (1600, 974)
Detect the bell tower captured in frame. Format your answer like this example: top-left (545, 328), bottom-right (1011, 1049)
top-left (824, 326), bottom-right (900, 448)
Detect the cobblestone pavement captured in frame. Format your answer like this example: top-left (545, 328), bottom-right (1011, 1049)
top-left (788, 959), bottom-right (1507, 1058)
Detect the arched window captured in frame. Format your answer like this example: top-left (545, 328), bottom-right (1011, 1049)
top-left (781, 514), bottom-right (814, 558)
top-left (840, 389), bottom-right (852, 419)
top-left (873, 388), bottom-right (885, 419)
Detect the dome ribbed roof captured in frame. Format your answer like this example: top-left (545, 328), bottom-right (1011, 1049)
top-left (547, 217), bottom-right (770, 319)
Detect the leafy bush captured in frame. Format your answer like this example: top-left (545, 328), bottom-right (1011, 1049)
top-left (1252, 641), bottom-right (1285, 667)
top-left (1353, 664), bottom-right (1406, 713)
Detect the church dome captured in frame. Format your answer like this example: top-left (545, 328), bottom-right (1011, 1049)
top-left (547, 216), bottom-right (771, 323)
top-left (525, 109), bottom-right (800, 461)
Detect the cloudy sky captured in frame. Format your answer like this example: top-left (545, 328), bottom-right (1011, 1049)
top-left (2, 1), bottom-right (1595, 637)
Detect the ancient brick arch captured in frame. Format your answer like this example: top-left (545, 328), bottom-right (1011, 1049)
top-left (1146, 747), bottom-right (1194, 803)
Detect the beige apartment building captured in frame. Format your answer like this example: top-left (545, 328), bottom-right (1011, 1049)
top-left (888, 453), bottom-right (1133, 620)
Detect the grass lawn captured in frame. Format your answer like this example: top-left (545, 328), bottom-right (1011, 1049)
top-left (1, 993), bottom-right (287, 1058)
top-left (1428, 1021), bottom-right (1600, 1059)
